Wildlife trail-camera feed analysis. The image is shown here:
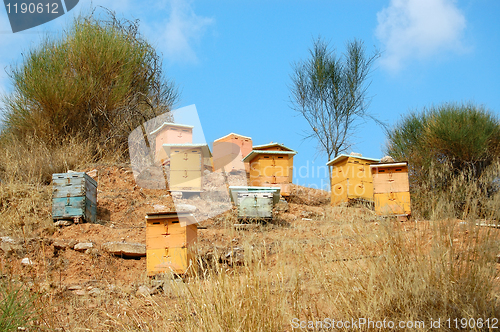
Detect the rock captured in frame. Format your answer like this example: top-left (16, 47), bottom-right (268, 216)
top-left (380, 155), bottom-right (395, 163)
top-left (1, 236), bottom-right (17, 244)
top-left (67, 285), bottom-right (82, 291)
top-left (102, 242), bottom-right (146, 258)
top-left (86, 169), bottom-right (98, 179)
top-left (21, 257), bottom-right (33, 265)
top-left (68, 239), bottom-right (78, 249)
top-left (88, 288), bottom-right (103, 297)
top-left (53, 240), bottom-right (70, 250)
top-left (223, 247), bottom-right (244, 266)
top-left (74, 290), bottom-right (86, 296)
top-left (153, 204), bottom-right (168, 212)
top-left (74, 242), bottom-right (94, 251)
top-left (54, 220), bottom-right (73, 227)
top-left (175, 203), bottom-right (197, 213)
top-left (170, 191), bottom-right (182, 199)
top-left (136, 285), bottom-right (153, 297)
top-left (85, 248), bottom-right (100, 256)
top-left (275, 199), bottom-right (289, 212)
top-left (301, 211), bottom-right (313, 218)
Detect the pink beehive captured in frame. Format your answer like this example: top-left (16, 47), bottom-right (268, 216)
top-left (149, 122), bottom-right (193, 163)
top-left (213, 133), bottom-right (252, 173)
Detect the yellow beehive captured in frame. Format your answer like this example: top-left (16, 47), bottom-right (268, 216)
top-left (163, 144), bottom-right (212, 192)
top-left (326, 154), bottom-right (380, 205)
top-left (243, 143), bottom-right (297, 196)
top-left (146, 212), bottom-right (198, 276)
top-left (370, 162), bottom-right (411, 218)
top-left (149, 122), bottom-right (193, 163)
top-left (213, 133), bottom-right (253, 173)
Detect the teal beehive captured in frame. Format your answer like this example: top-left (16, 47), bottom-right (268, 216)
top-left (52, 172), bottom-right (97, 223)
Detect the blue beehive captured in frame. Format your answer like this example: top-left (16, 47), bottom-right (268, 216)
top-left (52, 172), bottom-right (97, 223)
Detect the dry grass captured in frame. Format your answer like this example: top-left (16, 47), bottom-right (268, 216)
top-left (0, 134), bottom-right (97, 185)
top-left (1, 159), bottom-right (499, 331)
top-left (100, 208), bottom-right (500, 332)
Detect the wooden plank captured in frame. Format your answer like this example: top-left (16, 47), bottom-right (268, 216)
top-left (52, 196), bottom-right (85, 219)
top-left (52, 185), bottom-right (86, 198)
top-left (85, 199), bottom-right (97, 223)
top-left (169, 170), bottom-right (202, 191)
top-left (372, 172), bottom-right (409, 194)
top-left (374, 192), bottom-right (411, 216)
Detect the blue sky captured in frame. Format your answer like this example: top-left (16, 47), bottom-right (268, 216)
top-left (1, 0), bottom-right (499, 190)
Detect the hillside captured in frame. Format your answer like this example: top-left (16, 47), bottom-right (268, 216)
top-left (0, 164), bottom-right (499, 331)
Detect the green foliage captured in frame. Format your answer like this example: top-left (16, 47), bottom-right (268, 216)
top-left (0, 281), bottom-right (39, 331)
top-left (1, 9), bottom-right (178, 159)
top-left (388, 103), bottom-right (500, 177)
top-left (386, 102), bottom-right (500, 219)
top-left (290, 37), bottom-right (380, 161)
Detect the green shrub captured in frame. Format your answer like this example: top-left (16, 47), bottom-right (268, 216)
top-left (386, 102), bottom-right (500, 219)
top-left (1, 9), bottom-right (178, 161)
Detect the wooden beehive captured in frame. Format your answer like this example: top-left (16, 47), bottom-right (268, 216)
top-left (326, 154), bottom-right (380, 206)
top-left (228, 186), bottom-right (281, 220)
top-left (163, 144), bottom-right (212, 192)
top-left (213, 133), bottom-right (252, 173)
top-left (52, 172), bottom-right (97, 223)
top-left (370, 162), bottom-right (411, 218)
top-left (146, 212), bottom-right (198, 276)
top-left (242, 143), bottom-right (297, 196)
top-left (149, 122), bottom-right (193, 163)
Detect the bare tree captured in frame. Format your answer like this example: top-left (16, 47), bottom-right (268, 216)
top-left (290, 37), bottom-right (380, 167)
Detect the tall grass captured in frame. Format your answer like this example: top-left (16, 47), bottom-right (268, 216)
top-left (108, 205), bottom-right (499, 331)
top-left (412, 160), bottom-right (500, 221)
top-left (0, 134), bottom-right (96, 185)
top-left (0, 280), bottom-right (39, 331)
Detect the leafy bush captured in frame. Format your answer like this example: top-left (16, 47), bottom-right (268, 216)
top-left (1, 9), bottom-right (178, 161)
top-left (386, 102), bottom-right (500, 219)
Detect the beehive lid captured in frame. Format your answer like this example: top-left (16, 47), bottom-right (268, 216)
top-left (326, 154), bottom-right (380, 166)
top-left (228, 186), bottom-right (281, 204)
top-left (369, 162), bottom-right (408, 172)
top-left (149, 122), bottom-right (194, 136)
top-left (145, 211), bottom-right (198, 227)
top-left (162, 143), bottom-right (212, 158)
top-left (52, 172), bottom-right (97, 188)
top-left (252, 142), bottom-right (295, 151)
top-left (214, 133), bottom-right (252, 142)
top-left (242, 150), bottom-right (297, 162)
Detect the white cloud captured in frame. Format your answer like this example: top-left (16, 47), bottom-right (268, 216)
top-left (376, 0), bottom-right (466, 71)
top-left (157, 0), bottom-right (214, 63)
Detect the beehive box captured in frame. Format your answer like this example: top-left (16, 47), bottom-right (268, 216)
top-left (52, 172), bottom-right (97, 223)
top-left (163, 144), bottom-right (212, 192)
top-left (229, 186), bottom-right (280, 220)
top-left (243, 143), bottom-right (297, 196)
top-left (146, 212), bottom-right (198, 276)
top-left (149, 122), bottom-right (193, 163)
top-left (370, 162), bottom-right (411, 218)
top-left (326, 154), bottom-right (380, 206)
top-left (213, 133), bottom-right (252, 173)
